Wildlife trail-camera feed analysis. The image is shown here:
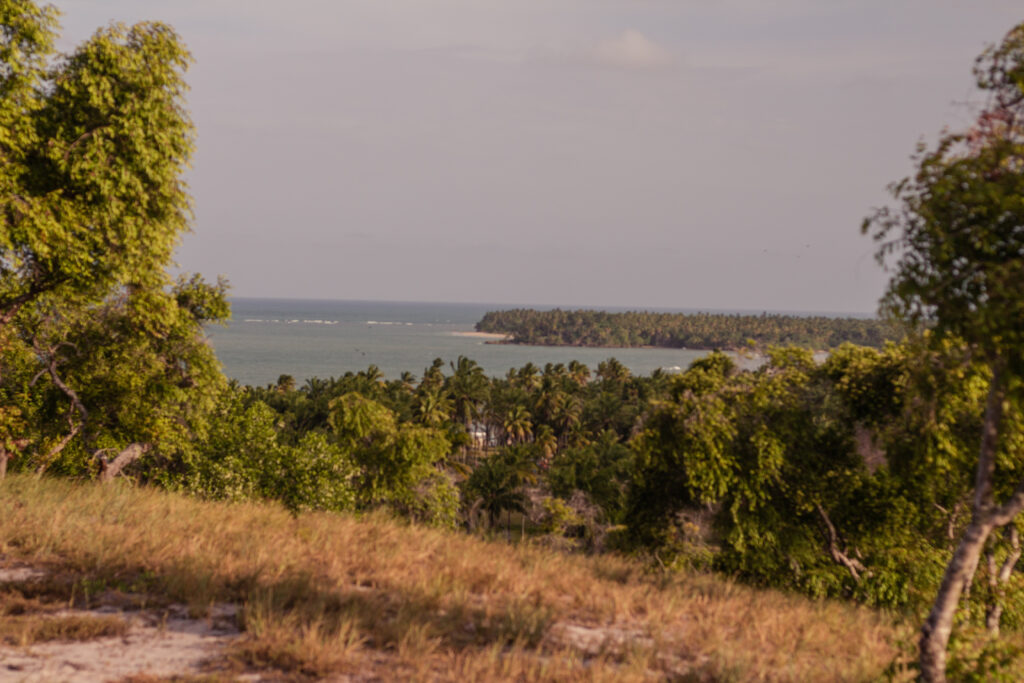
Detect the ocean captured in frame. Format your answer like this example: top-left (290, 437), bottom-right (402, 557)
top-left (205, 298), bottom-right (717, 386)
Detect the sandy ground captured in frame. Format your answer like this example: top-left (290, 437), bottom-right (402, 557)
top-left (1, 605), bottom-right (242, 682)
top-left (0, 564), bottom-right (676, 681)
top-left (450, 331), bottom-right (510, 340)
top-left (1, 565), bottom-right (246, 682)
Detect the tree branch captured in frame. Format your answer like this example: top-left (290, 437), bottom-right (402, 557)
top-left (985, 526), bottom-right (1021, 634)
top-left (816, 502), bottom-right (867, 581)
top-left (34, 422), bottom-right (82, 476)
top-left (42, 352), bottom-right (88, 424)
top-left (96, 442), bottom-right (150, 483)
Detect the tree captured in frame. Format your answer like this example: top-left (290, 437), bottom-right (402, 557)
top-left (328, 392), bottom-right (456, 526)
top-left (503, 404), bottom-right (533, 445)
top-left (0, 3), bottom-right (226, 481)
top-left (1, 5), bottom-right (194, 326)
top-left (447, 355), bottom-right (488, 428)
top-left (19, 275), bottom-right (228, 479)
top-left (464, 444), bottom-right (536, 534)
top-left (864, 22), bottom-right (1024, 681)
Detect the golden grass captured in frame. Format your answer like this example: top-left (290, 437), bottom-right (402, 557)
top-left (0, 612), bottom-right (128, 646)
top-left (0, 475), bottom-right (903, 681)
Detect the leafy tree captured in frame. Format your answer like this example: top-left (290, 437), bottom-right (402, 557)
top-left (0, 3), bottom-right (226, 480)
top-left (1, 6), bottom-right (194, 325)
top-left (464, 444), bottom-right (537, 533)
top-left (19, 276), bottom-right (228, 478)
top-left (548, 428), bottom-right (634, 523)
top-left (863, 22), bottom-right (1024, 680)
top-left (414, 384), bottom-right (452, 428)
top-left (628, 354), bottom-right (737, 547)
top-left (181, 389), bottom-right (356, 513)
top-left (328, 392), bottom-right (456, 526)
top-left (503, 405), bottom-right (533, 445)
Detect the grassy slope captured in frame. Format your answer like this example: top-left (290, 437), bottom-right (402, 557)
top-left (0, 475), bottom-right (905, 681)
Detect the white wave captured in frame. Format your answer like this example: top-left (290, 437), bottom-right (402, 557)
top-left (242, 318), bottom-right (341, 326)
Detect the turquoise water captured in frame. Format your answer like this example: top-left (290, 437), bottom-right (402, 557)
top-left (206, 298), bottom-right (714, 386)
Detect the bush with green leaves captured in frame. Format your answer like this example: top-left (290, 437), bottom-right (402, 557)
top-left (329, 392), bottom-right (457, 527)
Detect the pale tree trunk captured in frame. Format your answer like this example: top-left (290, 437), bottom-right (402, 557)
top-left (919, 361), bottom-right (1024, 682)
top-left (985, 526), bottom-right (1021, 635)
top-left (96, 443), bottom-right (150, 483)
top-left (920, 518), bottom-right (996, 682)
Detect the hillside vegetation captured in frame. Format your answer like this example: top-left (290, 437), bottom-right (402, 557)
top-left (0, 475), bottom-right (904, 681)
top-left (3, 3), bottom-right (1024, 678)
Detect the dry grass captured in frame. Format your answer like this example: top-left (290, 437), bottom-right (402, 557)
top-left (0, 475), bottom-right (904, 680)
top-left (0, 576), bottom-right (130, 646)
top-left (0, 612), bottom-right (128, 646)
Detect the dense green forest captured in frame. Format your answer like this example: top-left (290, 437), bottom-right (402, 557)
top-left (475, 308), bottom-right (903, 350)
top-left (2, 3), bottom-right (1024, 679)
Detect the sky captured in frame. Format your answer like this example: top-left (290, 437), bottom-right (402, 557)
top-left (53, 1), bottom-right (1022, 314)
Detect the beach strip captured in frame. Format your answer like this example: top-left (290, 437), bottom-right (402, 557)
top-left (451, 331), bottom-right (511, 340)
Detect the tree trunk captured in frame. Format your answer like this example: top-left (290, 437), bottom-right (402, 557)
top-left (0, 447), bottom-right (7, 481)
top-left (985, 526), bottom-right (1021, 635)
top-left (97, 443), bottom-right (150, 483)
top-left (920, 517), bottom-right (995, 682)
top-left (919, 361), bottom-right (1006, 682)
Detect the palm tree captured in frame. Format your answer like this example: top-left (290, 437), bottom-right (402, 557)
top-left (503, 405), bottom-right (533, 445)
top-left (420, 358), bottom-right (446, 392)
top-left (447, 356), bottom-right (488, 429)
top-left (553, 395), bottom-right (582, 447)
top-left (465, 449), bottom-right (533, 533)
top-left (516, 362), bottom-right (541, 392)
top-left (399, 371), bottom-right (417, 391)
top-left (568, 360), bottom-right (591, 387)
top-left (533, 377), bottom-right (565, 426)
top-left (535, 424), bottom-right (557, 465)
top-left (596, 358), bottom-right (630, 384)
top-left (415, 386), bottom-right (452, 428)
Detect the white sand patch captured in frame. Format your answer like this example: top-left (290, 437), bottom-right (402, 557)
top-left (0, 566), bottom-right (46, 583)
top-left (451, 331), bottom-right (511, 340)
top-left (0, 604), bottom-right (242, 682)
top-left (546, 622), bottom-right (652, 656)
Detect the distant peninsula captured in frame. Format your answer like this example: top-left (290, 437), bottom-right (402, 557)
top-left (475, 308), bottom-right (902, 351)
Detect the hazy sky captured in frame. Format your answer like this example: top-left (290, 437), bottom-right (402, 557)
top-left (54, 1), bottom-right (1021, 313)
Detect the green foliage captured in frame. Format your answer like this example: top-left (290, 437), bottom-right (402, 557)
top-left (547, 429), bottom-right (633, 523)
top-left (0, 1), bottom-right (227, 484)
top-left (884, 630), bottom-right (1024, 683)
top-left (328, 392), bottom-right (455, 526)
top-left (627, 355), bottom-right (736, 546)
top-left (464, 445), bottom-right (536, 530)
top-left (538, 496), bottom-right (582, 535)
top-left (944, 631), bottom-right (1024, 682)
top-left (1, 11), bottom-right (195, 318)
top-left (181, 394), bottom-right (282, 502)
top-left (864, 24), bottom-right (1024, 367)
top-left (622, 339), bottom-right (1024, 617)
top-left (166, 390), bottom-right (357, 514)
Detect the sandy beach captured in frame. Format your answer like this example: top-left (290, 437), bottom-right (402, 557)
top-left (451, 331), bottom-right (511, 340)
